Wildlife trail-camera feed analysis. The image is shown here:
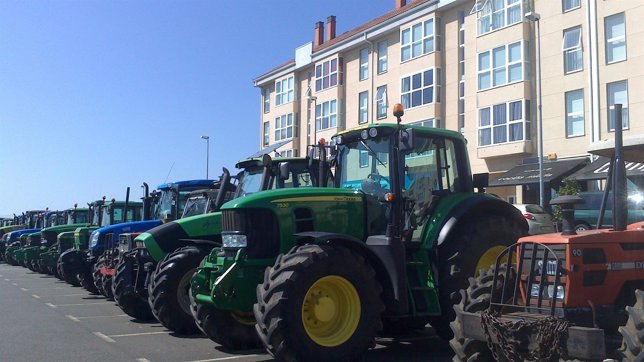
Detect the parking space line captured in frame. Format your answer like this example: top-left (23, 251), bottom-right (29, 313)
top-left (75, 314), bottom-right (128, 319)
top-left (4, 278), bottom-right (9, 281)
top-left (11, 282), bottom-right (17, 286)
top-left (93, 331), bottom-right (116, 343)
top-left (187, 355), bottom-right (263, 362)
top-left (66, 315), bottom-right (80, 322)
top-left (20, 288), bottom-right (28, 291)
top-left (109, 331), bottom-right (171, 338)
top-left (137, 359), bottom-right (151, 362)
top-left (32, 294), bottom-right (40, 299)
top-left (45, 303), bottom-right (57, 308)
top-left (53, 302), bottom-right (113, 307)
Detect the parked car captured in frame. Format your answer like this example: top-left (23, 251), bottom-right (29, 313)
top-left (513, 204), bottom-right (555, 235)
top-left (573, 191), bottom-right (644, 230)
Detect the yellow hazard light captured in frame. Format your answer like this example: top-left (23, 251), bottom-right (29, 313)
top-left (318, 138), bottom-right (326, 145)
top-left (393, 103), bottom-right (404, 117)
top-left (384, 193), bottom-right (394, 202)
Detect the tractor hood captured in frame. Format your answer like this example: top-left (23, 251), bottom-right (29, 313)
top-left (88, 220), bottom-right (163, 250)
top-left (3, 229), bottom-right (40, 244)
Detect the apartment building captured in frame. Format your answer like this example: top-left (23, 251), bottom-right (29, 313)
top-left (253, 0), bottom-right (644, 206)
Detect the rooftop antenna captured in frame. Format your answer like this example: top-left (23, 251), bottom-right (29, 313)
top-left (164, 161), bottom-right (175, 183)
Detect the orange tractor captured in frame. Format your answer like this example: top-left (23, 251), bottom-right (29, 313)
top-left (450, 106), bottom-right (643, 361)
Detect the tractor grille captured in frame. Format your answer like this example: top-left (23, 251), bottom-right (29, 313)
top-left (490, 242), bottom-right (567, 316)
top-left (222, 209), bottom-right (280, 259)
top-left (41, 231), bottom-right (58, 246)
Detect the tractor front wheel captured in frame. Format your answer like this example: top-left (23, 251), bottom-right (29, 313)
top-left (432, 215), bottom-right (523, 340)
top-left (254, 244), bottom-right (383, 362)
top-left (191, 298), bottom-right (260, 350)
top-left (617, 289), bottom-right (643, 361)
top-left (79, 269), bottom-right (99, 295)
top-left (113, 254), bottom-right (154, 321)
top-left (450, 264), bottom-right (515, 361)
top-left (148, 246), bottom-right (209, 334)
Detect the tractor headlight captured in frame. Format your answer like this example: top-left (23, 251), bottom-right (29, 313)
top-left (222, 233), bottom-right (247, 248)
top-left (530, 284), bottom-right (564, 300)
top-left (89, 231), bottom-right (100, 248)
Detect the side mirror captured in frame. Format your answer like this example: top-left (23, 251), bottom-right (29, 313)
top-left (262, 153), bottom-right (273, 167)
top-left (472, 173), bottom-right (489, 192)
top-left (279, 162), bottom-right (290, 181)
top-left (399, 129), bottom-right (415, 152)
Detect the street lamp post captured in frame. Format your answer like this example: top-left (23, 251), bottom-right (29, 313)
top-left (201, 135), bottom-right (210, 179)
top-left (525, 11), bottom-right (545, 208)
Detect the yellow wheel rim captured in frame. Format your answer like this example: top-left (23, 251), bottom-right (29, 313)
top-left (301, 275), bottom-right (360, 347)
top-left (475, 246), bottom-right (507, 277)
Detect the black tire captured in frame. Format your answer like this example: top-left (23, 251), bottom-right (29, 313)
top-left (113, 254), bottom-right (155, 321)
top-left (450, 264), bottom-right (516, 362)
top-left (617, 289), bottom-right (644, 362)
top-left (57, 249), bottom-right (81, 287)
top-left (575, 222), bottom-right (591, 232)
top-left (148, 246), bottom-right (209, 334)
top-left (432, 215), bottom-right (523, 340)
top-left (254, 244), bottom-right (384, 362)
top-left (93, 254), bottom-right (113, 299)
top-left (191, 297), bottom-right (260, 350)
top-left (79, 269), bottom-right (99, 295)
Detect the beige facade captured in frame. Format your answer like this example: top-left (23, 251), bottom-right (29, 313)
top-left (254, 0), bottom-right (644, 204)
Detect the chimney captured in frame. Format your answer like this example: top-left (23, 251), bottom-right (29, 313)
top-left (326, 16), bottom-right (336, 41)
top-left (314, 21), bottom-right (324, 47)
top-left (396, 0), bottom-right (406, 9)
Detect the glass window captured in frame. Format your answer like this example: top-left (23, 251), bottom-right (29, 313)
top-left (275, 76), bottom-right (294, 106)
top-left (359, 48), bottom-right (369, 81)
top-left (377, 40), bottom-right (388, 74)
top-left (607, 80), bottom-right (628, 131)
top-left (401, 68), bottom-right (439, 109)
top-left (263, 121), bottom-right (270, 146)
top-left (562, 0), bottom-right (580, 12)
top-left (478, 100), bottom-right (529, 146)
top-left (359, 150), bottom-right (369, 168)
top-left (263, 88), bottom-right (270, 113)
top-left (605, 13), bottom-right (626, 63)
top-left (401, 18), bottom-right (437, 62)
top-left (359, 91), bottom-right (368, 124)
top-left (274, 113), bottom-right (293, 141)
top-left (376, 86), bottom-right (387, 119)
top-left (565, 89), bottom-right (584, 137)
top-left (315, 58), bottom-right (341, 91)
top-left (477, 0), bottom-right (522, 35)
top-left (563, 27), bottom-right (583, 73)
top-left (315, 100), bottom-right (337, 130)
top-left (478, 41), bottom-right (523, 90)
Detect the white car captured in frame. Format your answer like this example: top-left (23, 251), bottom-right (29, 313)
top-left (513, 204), bottom-right (555, 235)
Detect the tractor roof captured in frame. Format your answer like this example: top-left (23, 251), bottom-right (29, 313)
top-left (236, 157), bottom-right (309, 170)
top-left (334, 123), bottom-right (465, 142)
top-left (156, 179), bottom-right (216, 190)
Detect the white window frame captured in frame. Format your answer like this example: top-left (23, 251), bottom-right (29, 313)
top-left (565, 89), bottom-right (584, 137)
top-left (315, 100), bottom-right (337, 131)
top-left (605, 13), bottom-right (627, 64)
top-left (263, 88), bottom-right (270, 113)
top-left (358, 91), bottom-right (368, 124)
top-left (263, 121), bottom-right (270, 146)
top-left (563, 26), bottom-right (583, 74)
top-left (376, 85), bottom-right (388, 119)
top-left (274, 113), bottom-right (293, 142)
top-left (562, 0), bottom-right (580, 13)
top-left (477, 0), bottom-right (522, 36)
top-left (607, 80), bottom-right (629, 132)
top-left (359, 48), bottom-right (369, 81)
top-left (315, 59), bottom-right (340, 92)
top-left (400, 18), bottom-right (437, 62)
top-left (477, 41), bottom-right (523, 91)
top-left (401, 68), bottom-right (440, 109)
top-left (275, 76), bottom-right (294, 106)
top-left (478, 99), bottom-right (530, 146)
top-left (359, 150), bottom-right (369, 168)
top-left (377, 40), bottom-right (388, 74)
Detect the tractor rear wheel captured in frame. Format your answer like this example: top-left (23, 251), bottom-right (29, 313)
top-left (57, 249), bottom-right (81, 286)
top-left (113, 255), bottom-right (154, 321)
top-left (93, 255), bottom-right (113, 299)
top-left (450, 263), bottom-right (515, 361)
top-left (617, 289), bottom-right (643, 362)
top-left (432, 215), bottom-right (523, 340)
top-left (254, 244), bottom-right (383, 362)
top-left (148, 246), bottom-right (209, 334)
top-left (80, 269), bottom-right (99, 294)
top-left (191, 297), bottom-right (260, 350)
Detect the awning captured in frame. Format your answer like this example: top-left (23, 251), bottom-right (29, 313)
top-left (246, 139), bottom-right (291, 159)
top-left (489, 158), bottom-right (588, 187)
top-left (569, 156), bottom-right (644, 181)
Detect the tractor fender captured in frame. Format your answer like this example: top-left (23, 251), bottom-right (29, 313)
top-left (59, 249), bottom-right (88, 275)
top-left (436, 195), bottom-right (528, 247)
top-left (295, 231), bottom-right (409, 315)
top-left (177, 238), bottom-right (221, 248)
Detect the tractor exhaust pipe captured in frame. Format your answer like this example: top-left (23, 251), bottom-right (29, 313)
top-left (613, 104), bottom-right (627, 231)
top-left (142, 183), bottom-right (151, 220)
top-left (124, 187), bottom-right (131, 222)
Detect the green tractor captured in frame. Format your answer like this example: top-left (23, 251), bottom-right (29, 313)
top-left (123, 155), bottom-right (329, 334)
top-left (8, 210), bottom-right (48, 267)
top-left (22, 210), bottom-right (69, 272)
top-left (190, 105), bottom-right (528, 359)
top-left (36, 207), bottom-right (91, 275)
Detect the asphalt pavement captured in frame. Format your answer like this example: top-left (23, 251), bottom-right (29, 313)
top-left (0, 261), bottom-right (453, 362)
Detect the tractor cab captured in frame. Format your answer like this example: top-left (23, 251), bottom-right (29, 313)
top-left (64, 206), bottom-right (90, 224)
top-left (181, 189), bottom-right (224, 218)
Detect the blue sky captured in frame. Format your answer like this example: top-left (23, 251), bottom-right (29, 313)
top-left (0, 0), bottom-right (394, 216)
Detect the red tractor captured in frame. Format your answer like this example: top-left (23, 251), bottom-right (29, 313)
top-left (451, 106), bottom-right (643, 361)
